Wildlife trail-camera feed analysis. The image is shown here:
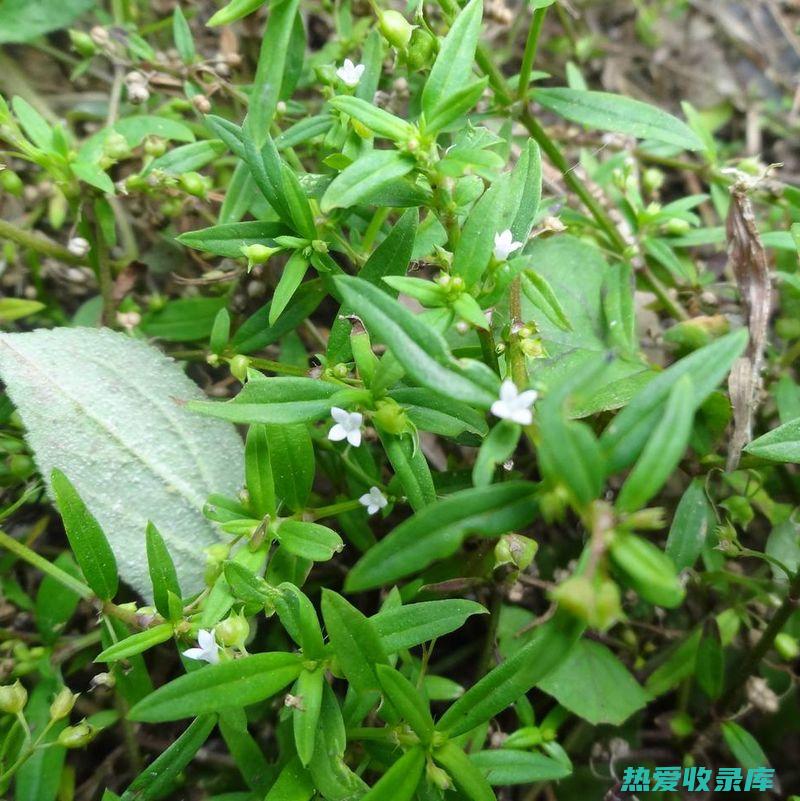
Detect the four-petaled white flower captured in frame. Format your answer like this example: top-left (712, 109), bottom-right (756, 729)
top-left (491, 379), bottom-right (538, 425)
top-left (328, 407), bottom-right (363, 447)
top-left (359, 486), bottom-right (388, 515)
top-left (493, 229), bottom-right (523, 262)
top-left (336, 59), bottom-right (365, 87)
top-left (183, 629), bottom-right (220, 664)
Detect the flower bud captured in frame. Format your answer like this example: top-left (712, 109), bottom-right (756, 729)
top-left (69, 29), bottom-right (97, 57)
top-left (372, 399), bottom-right (408, 435)
top-left (379, 10), bottom-right (414, 50)
top-left (50, 687), bottom-right (78, 721)
top-left (494, 534), bottom-right (538, 572)
top-left (775, 633), bottom-right (800, 661)
top-left (426, 761), bottom-right (453, 791)
top-left (89, 26), bottom-right (110, 47)
top-left (143, 136), bottom-right (167, 157)
top-left (67, 237), bottom-right (90, 258)
top-left (89, 672), bottom-right (116, 690)
top-left (57, 720), bottom-right (98, 748)
top-left (0, 169), bottom-right (23, 196)
top-left (406, 28), bottom-right (436, 71)
top-left (179, 171), bottom-right (208, 198)
top-left (215, 612), bottom-right (250, 649)
top-left (241, 243), bottom-right (279, 266)
top-left (643, 167), bottom-right (665, 193)
top-left (0, 681), bottom-right (27, 714)
top-left (229, 354), bottom-right (251, 382)
top-left (192, 94), bottom-right (212, 114)
top-left (102, 131), bottom-right (131, 161)
top-left (663, 217), bottom-right (691, 236)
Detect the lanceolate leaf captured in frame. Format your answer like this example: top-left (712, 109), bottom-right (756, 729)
top-left (533, 88), bottom-right (704, 151)
top-left (145, 522), bottom-right (182, 618)
top-left (345, 483), bottom-right (538, 592)
top-left (128, 652), bottom-right (304, 722)
top-left (0, 328), bottom-right (244, 599)
top-left (361, 747), bottom-right (426, 801)
top-left (50, 468), bottom-right (118, 600)
top-left (334, 276), bottom-right (499, 407)
top-left (321, 150), bottom-right (416, 212)
top-left (744, 417), bottom-right (800, 463)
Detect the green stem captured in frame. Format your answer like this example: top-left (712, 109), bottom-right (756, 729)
top-left (517, 6), bottom-right (548, 103)
top-left (0, 218), bottom-right (84, 265)
top-left (304, 498), bottom-right (364, 520)
top-left (0, 529), bottom-right (93, 600)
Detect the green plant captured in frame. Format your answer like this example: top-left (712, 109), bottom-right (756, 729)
top-left (1, 0), bottom-right (800, 798)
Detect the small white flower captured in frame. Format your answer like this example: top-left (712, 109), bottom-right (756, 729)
top-left (359, 486), bottom-right (388, 515)
top-left (67, 237), bottom-right (90, 257)
top-left (493, 229), bottom-right (523, 262)
top-left (183, 629), bottom-right (220, 664)
top-left (336, 59), bottom-right (365, 87)
top-left (328, 407), bottom-right (363, 447)
top-left (491, 379), bottom-right (538, 425)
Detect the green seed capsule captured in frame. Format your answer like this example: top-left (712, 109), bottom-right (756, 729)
top-left (775, 633), bottom-right (800, 661)
top-left (0, 169), bottom-right (23, 196)
top-left (0, 681), bottom-right (27, 714)
top-left (229, 354), bottom-right (251, 382)
top-left (179, 171), bottom-right (208, 197)
top-left (57, 720), bottom-right (98, 748)
top-left (379, 10), bottom-right (414, 50)
top-left (50, 687), bottom-right (78, 721)
top-left (69, 30), bottom-right (97, 58)
top-left (406, 28), bottom-right (436, 70)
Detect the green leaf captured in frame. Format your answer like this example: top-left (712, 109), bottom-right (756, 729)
top-left (346, 482), bottom-right (538, 591)
top-left (51, 468), bottom-right (118, 600)
top-left (424, 78), bottom-right (488, 135)
top-left (470, 750), bottom-right (571, 785)
top-left (208, 0), bottom-right (266, 26)
top-left (128, 652), bottom-right (303, 722)
top-left (146, 140), bottom-right (227, 175)
top-left (721, 721), bottom-right (769, 770)
top-left (361, 747), bottom-right (425, 801)
top-left (615, 375), bottom-right (695, 513)
top-left (330, 96), bottom-right (415, 142)
top-left (270, 252), bottom-right (309, 325)
top-left (176, 221), bottom-right (286, 259)
top-left (537, 640), bottom-right (648, 725)
top-left (0, 298), bottom-right (45, 322)
top-left (189, 376), bottom-right (343, 425)
top-left (610, 533), bottom-right (684, 609)
top-left (376, 664), bottom-right (434, 741)
top-left (665, 479), bottom-right (713, 571)
top-left (434, 741), bottom-right (496, 801)
top-left (95, 623), bottom-right (174, 663)
top-left (264, 756), bottom-right (314, 801)
top-left (140, 296), bottom-right (228, 342)
top-left (371, 600), bottom-right (487, 652)
top-left (121, 715), bottom-right (216, 800)
top-left (334, 275), bottom-right (499, 407)
top-left (422, 0), bottom-right (483, 118)
top-left (321, 150), bottom-right (416, 212)
top-left (71, 160), bottom-right (115, 194)
top-left (292, 668), bottom-right (324, 766)
top-left (0, 0), bottom-right (95, 43)
top-left (218, 707), bottom-right (272, 794)
top-left (11, 96), bottom-right (52, 150)
top-left (602, 328), bottom-right (748, 470)
top-left (508, 140), bottom-right (542, 242)
top-left (521, 271), bottom-right (571, 332)
top-left (472, 421), bottom-right (520, 487)
top-left (533, 88), bottom-right (704, 151)
top-left (389, 388), bottom-right (488, 438)
top-left (695, 620), bottom-right (724, 701)
top-left (172, 6), bottom-right (196, 63)
top-left (379, 430), bottom-right (436, 511)
top-left (145, 522), bottom-right (181, 619)
top-left (245, 424), bottom-right (276, 519)
top-left (321, 589), bottom-right (388, 694)
top-left (277, 520), bottom-right (343, 562)
top-left (265, 423), bottom-right (315, 511)
top-left (745, 417), bottom-right (800, 463)
top-left (436, 611), bottom-right (583, 736)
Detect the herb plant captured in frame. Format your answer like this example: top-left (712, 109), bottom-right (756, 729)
top-left (1, 0), bottom-right (799, 799)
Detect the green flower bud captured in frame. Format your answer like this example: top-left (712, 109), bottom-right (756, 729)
top-left (0, 169), bottom-right (23, 196)
top-left (50, 687), bottom-right (78, 721)
top-left (179, 171), bottom-right (208, 198)
top-left (57, 720), bottom-right (98, 749)
top-left (379, 10), bottom-right (414, 50)
top-left (102, 131), bottom-right (131, 161)
top-left (494, 533), bottom-right (538, 572)
top-left (669, 711), bottom-right (694, 739)
top-left (241, 243), bottom-right (279, 266)
top-left (144, 136), bottom-right (167, 157)
top-left (775, 633), bottom-right (800, 661)
top-left (372, 399), bottom-right (408, 435)
top-left (663, 217), bottom-right (691, 236)
top-left (229, 354), bottom-right (251, 382)
top-left (215, 612), bottom-right (250, 649)
top-left (643, 167), bottom-right (665, 193)
top-left (69, 30), bottom-right (97, 58)
top-left (406, 28), bottom-right (436, 71)
top-left (426, 761), bottom-right (453, 791)
top-left (0, 681), bottom-right (27, 714)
